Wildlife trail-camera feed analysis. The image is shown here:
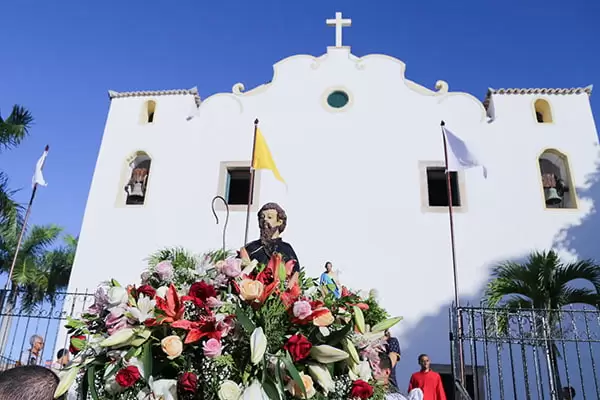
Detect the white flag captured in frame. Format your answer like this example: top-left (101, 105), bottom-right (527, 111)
top-left (443, 126), bottom-right (487, 178)
top-left (32, 147), bottom-right (49, 188)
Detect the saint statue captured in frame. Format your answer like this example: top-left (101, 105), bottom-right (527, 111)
top-left (244, 202), bottom-right (301, 273)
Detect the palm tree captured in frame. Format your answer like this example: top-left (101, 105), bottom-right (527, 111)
top-left (482, 250), bottom-right (600, 396)
top-left (0, 105), bottom-right (34, 152)
top-left (0, 105), bottom-right (33, 229)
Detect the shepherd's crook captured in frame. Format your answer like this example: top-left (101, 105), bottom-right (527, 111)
top-left (211, 196), bottom-right (229, 254)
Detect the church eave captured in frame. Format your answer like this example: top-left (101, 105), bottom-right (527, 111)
top-left (108, 88), bottom-right (202, 107)
top-left (486, 86), bottom-right (593, 97)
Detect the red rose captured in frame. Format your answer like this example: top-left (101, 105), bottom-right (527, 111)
top-left (350, 380), bottom-right (373, 399)
top-left (137, 284), bottom-right (157, 299)
top-left (69, 335), bottom-right (86, 355)
top-left (179, 372), bottom-right (198, 394)
top-left (115, 366), bottom-right (141, 388)
top-left (186, 282), bottom-right (217, 306)
top-left (284, 334), bottom-right (312, 362)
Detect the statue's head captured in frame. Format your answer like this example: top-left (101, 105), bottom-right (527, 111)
top-left (258, 202), bottom-right (287, 242)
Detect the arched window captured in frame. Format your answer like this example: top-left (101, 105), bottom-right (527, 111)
top-left (539, 149), bottom-right (575, 209)
top-left (534, 99), bottom-right (552, 123)
top-left (124, 152), bottom-right (151, 205)
top-left (145, 100), bottom-right (156, 123)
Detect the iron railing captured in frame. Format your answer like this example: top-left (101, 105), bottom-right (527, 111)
top-left (450, 306), bottom-right (600, 400)
top-left (0, 289), bottom-right (94, 371)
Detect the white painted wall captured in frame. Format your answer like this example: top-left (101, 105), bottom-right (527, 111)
top-left (64, 47), bottom-right (600, 384)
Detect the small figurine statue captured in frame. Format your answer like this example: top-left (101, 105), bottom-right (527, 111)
top-left (244, 202), bottom-right (301, 273)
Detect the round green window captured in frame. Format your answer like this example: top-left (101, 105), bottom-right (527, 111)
top-left (327, 90), bottom-right (349, 109)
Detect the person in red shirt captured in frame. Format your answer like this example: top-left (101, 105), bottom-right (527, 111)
top-left (408, 354), bottom-right (447, 400)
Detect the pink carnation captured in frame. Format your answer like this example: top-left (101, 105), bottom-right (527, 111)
top-left (155, 261), bottom-right (174, 281)
top-left (202, 338), bottom-right (222, 358)
top-left (222, 258), bottom-right (242, 278)
top-left (292, 300), bottom-right (312, 320)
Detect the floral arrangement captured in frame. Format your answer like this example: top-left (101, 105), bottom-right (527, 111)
top-left (55, 248), bottom-right (401, 400)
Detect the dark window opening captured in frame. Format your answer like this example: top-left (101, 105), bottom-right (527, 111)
top-left (427, 167), bottom-right (460, 207)
top-left (536, 112), bottom-right (544, 123)
top-left (226, 168), bottom-right (251, 205)
top-left (439, 372), bottom-right (476, 400)
top-left (148, 111), bottom-right (155, 123)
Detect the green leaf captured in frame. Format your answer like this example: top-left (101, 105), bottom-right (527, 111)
top-left (70, 337), bottom-right (86, 351)
top-left (282, 353), bottom-right (306, 398)
top-left (79, 367), bottom-right (89, 400)
top-left (326, 324), bottom-right (352, 347)
top-left (263, 377), bottom-right (282, 400)
top-left (87, 365), bottom-right (100, 400)
top-left (371, 317), bottom-right (403, 333)
top-left (353, 306), bottom-right (365, 334)
top-left (275, 360), bottom-right (286, 396)
top-left (236, 305), bottom-right (256, 332)
top-left (142, 341), bottom-right (153, 381)
top-left (278, 262), bottom-right (287, 282)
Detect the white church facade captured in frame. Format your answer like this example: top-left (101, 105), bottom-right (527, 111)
top-left (65, 12), bottom-right (599, 384)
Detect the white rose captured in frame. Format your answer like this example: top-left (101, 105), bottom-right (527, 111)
top-left (107, 287), bottom-right (128, 307)
top-left (218, 380), bottom-right (242, 400)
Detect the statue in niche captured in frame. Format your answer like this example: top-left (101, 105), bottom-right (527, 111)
top-left (244, 202), bottom-right (301, 274)
top-left (125, 167), bottom-right (149, 205)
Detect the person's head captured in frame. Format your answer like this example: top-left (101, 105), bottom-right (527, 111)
top-left (376, 352), bottom-right (393, 385)
top-left (0, 366), bottom-right (59, 400)
top-left (418, 354), bottom-right (431, 371)
top-left (30, 335), bottom-right (44, 352)
top-left (258, 203), bottom-right (287, 242)
top-left (56, 349), bottom-right (69, 366)
top-left (324, 262), bottom-right (332, 272)
top-left (562, 386), bottom-right (576, 399)
top-left (384, 329), bottom-right (391, 339)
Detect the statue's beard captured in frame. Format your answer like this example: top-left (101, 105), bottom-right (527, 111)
top-left (259, 222), bottom-right (279, 246)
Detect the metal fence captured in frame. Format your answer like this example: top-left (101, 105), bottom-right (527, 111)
top-left (0, 289), bottom-right (94, 371)
top-left (450, 306), bottom-right (600, 400)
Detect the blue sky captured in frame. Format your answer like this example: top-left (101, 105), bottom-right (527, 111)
top-left (0, 0), bottom-right (599, 238)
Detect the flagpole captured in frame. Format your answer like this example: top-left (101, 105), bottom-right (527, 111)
top-left (244, 120), bottom-right (259, 245)
top-left (4, 145), bottom-right (50, 291)
top-left (440, 121), bottom-right (465, 385)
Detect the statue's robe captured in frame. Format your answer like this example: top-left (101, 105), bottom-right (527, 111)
top-left (244, 238), bottom-right (301, 273)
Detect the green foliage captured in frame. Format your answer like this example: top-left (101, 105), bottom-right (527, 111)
top-left (362, 296), bottom-right (389, 328)
top-left (257, 296), bottom-right (291, 354)
top-left (0, 105), bottom-right (34, 152)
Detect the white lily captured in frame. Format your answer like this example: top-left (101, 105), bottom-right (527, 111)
top-left (348, 360), bottom-right (372, 382)
top-left (310, 345), bottom-right (349, 363)
top-left (128, 294), bottom-right (156, 323)
top-left (100, 328), bottom-right (135, 348)
top-left (241, 260), bottom-right (258, 276)
top-left (242, 380), bottom-right (269, 400)
top-left (137, 377), bottom-right (177, 400)
top-left (156, 286), bottom-right (169, 298)
top-left (307, 363), bottom-right (335, 394)
top-left (250, 327), bottom-right (267, 365)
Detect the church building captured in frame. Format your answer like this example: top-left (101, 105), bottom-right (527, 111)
top-left (65, 12), bottom-right (599, 387)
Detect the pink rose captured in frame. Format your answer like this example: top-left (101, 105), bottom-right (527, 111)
top-left (293, 300), bottom-right (312, 320)
top-left (203, 338), bottom-right (222, 358)
top-left (155, 261), bottom-right (174, 281)
top-left (222, 258), bottom-right (241, 278)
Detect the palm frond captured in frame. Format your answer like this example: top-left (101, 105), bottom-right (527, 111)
top-left (555, 259), bottom-right (600, 294)
top-left (0, 172), bottom-right (24, 230)
top-left (147, 246), bottom-right (200, 271)
top-left (19, 225), bottom-right (62, 258)
top-left (0, 105), bottom-right (34, 152)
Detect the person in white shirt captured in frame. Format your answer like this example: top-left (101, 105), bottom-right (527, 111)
top-left (19, 334), bottom-right (44, 366)
top-left (377, 352), bottom-right (424, 400)
top-left (50, 349), bottom-right (70, 373)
